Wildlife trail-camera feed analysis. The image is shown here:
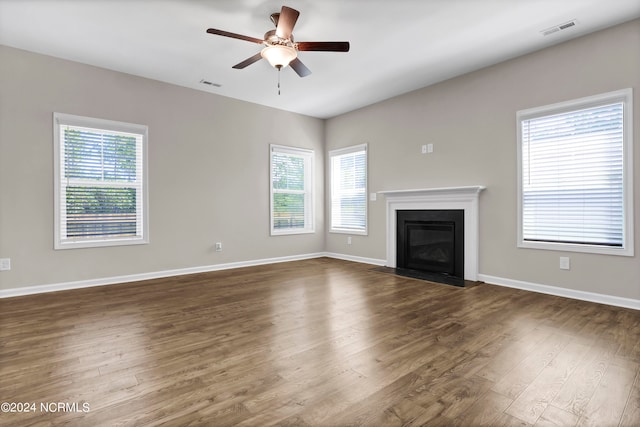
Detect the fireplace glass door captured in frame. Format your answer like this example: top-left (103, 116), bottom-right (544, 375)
top-left (405, 221), bottom-right (456, 275)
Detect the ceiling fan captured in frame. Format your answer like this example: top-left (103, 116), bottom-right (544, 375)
top-left (206, 5), bottom-right (350, 78)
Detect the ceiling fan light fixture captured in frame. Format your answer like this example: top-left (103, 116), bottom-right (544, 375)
top-left (261, 45), bottom-right (297, 69)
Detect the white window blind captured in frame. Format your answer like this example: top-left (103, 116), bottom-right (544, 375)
top-left (517, 89), bottom-right (633, 256)
top-left (54, 113), bottom-right (148, 249)
top-left (330, 144), bottom-right (367, 234)
top-left (270, 145), bottom-right (314, 235)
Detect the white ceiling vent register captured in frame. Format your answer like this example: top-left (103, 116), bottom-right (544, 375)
top-left (541, 19), bottom-right (578, 36)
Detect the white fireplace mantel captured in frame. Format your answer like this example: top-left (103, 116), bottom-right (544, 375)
top-left (379, 186), bottom-right (486, 281)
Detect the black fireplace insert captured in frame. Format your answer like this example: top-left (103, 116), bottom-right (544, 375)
top-left (396, 209), bottom-right (464, 286)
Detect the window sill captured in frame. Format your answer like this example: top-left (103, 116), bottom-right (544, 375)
top-left (518, 240), bottom-right (634, 257)
top-left (55, 237), bottom-right (149, 250)
top-left (270, 229), bottom-right (315, 236)
top-left (329, 228), bottom-right (368, 236)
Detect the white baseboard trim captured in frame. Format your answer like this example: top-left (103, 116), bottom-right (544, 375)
top-left (6, 255), bottom-right (635, 311)
top-left (0, 252), bottom-right (327, 299)
top-left (478, 274), bottom-right (640, 311)
top-left (323, 252), bottom-right (387, 266)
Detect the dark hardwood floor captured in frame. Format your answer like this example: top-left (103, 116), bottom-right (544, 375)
top-left (1, 258), bottom-right (639, 426)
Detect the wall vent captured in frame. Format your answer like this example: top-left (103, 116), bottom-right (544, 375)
top-left (541, 19), bottom-right (577, 36)
top-left (200, 79), bottom-right (222, 87)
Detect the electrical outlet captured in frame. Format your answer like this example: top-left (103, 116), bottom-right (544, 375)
top-left (347, 236), bottom-right (352, 245)
top-left (0, 258), bottom-right (11, 271)
top-left (559, 256), bottom-right (570, 270)
top-left (427, 143), bottom-right (434, 153)
top-left (215, 242), bottom-right (223, 252)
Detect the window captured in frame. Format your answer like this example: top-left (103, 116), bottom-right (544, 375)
top-left (54, 113), bottom-right (148, 249)
top-left (330, 144), bottom-right (367, 234)
top-left (517, 89), bottom-right (633, 256)
top-left (270, 144), bottom-right (314, 235)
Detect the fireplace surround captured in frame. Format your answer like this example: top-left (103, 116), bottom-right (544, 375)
top-left (379, 186), bottom-right (485, 282)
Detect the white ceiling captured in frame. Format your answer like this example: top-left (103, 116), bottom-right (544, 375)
top-left (1, 0), bottom-right (639, 119)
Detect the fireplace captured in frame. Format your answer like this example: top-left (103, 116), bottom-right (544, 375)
top-left (379, 186), bottom-right (485, 283)
top-left (397, 209), bottom-right (465, 286)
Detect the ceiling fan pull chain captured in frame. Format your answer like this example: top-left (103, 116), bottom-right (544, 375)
top-left (277, 65), bottom-right (281, 95)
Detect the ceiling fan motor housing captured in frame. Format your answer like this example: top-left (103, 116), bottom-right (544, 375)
top-left (264, 29), bottom-right (294, 47)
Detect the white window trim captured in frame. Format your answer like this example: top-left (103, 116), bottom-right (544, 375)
top-left (329, 143), bottom-right (368, 235)
top-left (53, 112), bottom-right (149, 249)
top-left (269, 144), bottom-right (315, 236)
top-left (516, 88), bottom-right (634, 256)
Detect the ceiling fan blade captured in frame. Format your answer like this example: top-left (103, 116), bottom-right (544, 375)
top-left (275, 6), bottom-right (300, 40)
top-left (289, 58), bottom-right (311, 77)
top-left (206, 28), bottom-right (264, 44)
top-left (296, 41), bottom-right (350, 52)
top-left (232, 52), bottom-right (263, 69)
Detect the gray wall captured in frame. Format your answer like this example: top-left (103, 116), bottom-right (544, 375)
top-left (0, 45), bottom-right (325, 290)
top-left (325, 19), bottom-right (640, 300)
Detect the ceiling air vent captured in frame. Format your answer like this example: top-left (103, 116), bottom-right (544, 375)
top-left (200, 79), bottom-right (222, 87)
top-left (541, 19), bottom-right (577, 36)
